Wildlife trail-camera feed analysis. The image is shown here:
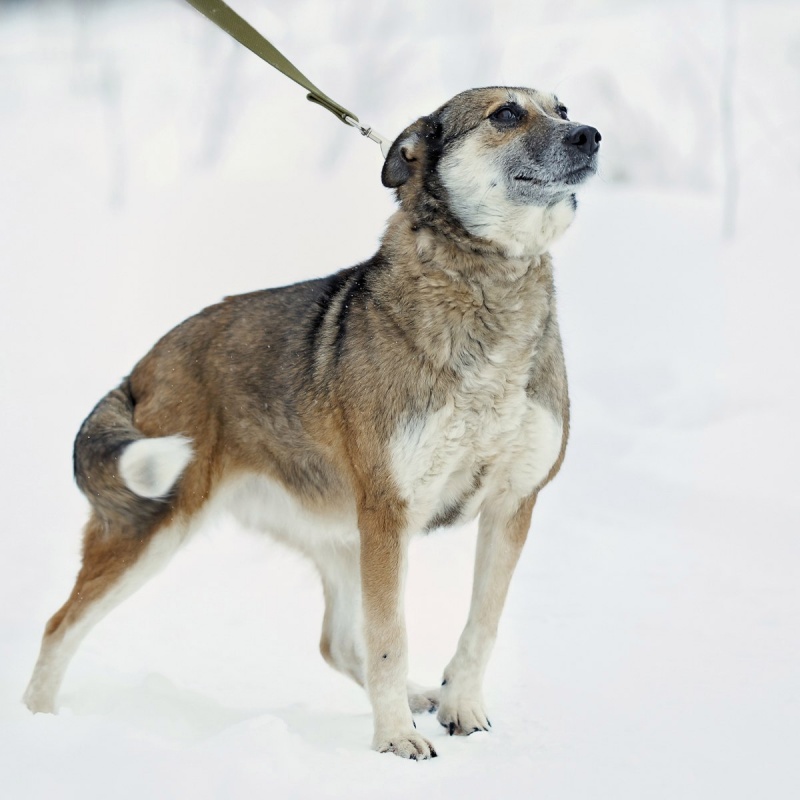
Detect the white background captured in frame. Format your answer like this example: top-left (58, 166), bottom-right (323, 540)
top-left (1, 1), bottom-right (798, 797)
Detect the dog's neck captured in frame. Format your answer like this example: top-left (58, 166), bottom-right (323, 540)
top-left (377, 211), bottom-right (556, 372)
top-left (383, 210), bottom-right (540, 282)
top-left (455, 199), bottom-right (577, 261)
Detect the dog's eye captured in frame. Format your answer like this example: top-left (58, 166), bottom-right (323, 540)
top-left (557, 105), bottom-right (569, 120)
top-left (490, 105), bottom-right (522, 124)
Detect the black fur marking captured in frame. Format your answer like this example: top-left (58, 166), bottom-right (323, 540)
top-left (422, 115), bottom-right (445, 173)
top-left (306, 267), bottom-right (356, 353)
top-left (424, 502), bottom-right (465, 532)
top-left (423, 464), bottom-right (487, 532)
top-left (333, 256), bottom-right (381, 362)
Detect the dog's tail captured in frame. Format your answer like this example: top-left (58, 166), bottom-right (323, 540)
top-left (73, 380), bottom-right (193, 527)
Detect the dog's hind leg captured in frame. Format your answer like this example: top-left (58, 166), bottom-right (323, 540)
top-left (23, 513), bottom-right (186, 713)
top-left (315, 544), bottom-right (439, 714)
top-left (317, 545), bottom-right (366, 687)
top-left (406, 680), bottom-right (440, 715)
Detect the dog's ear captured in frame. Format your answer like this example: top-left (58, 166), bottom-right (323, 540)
top-left (382, 112), bottom-right (442, 189)
top-left (381, 128), bottom-right (423, 189)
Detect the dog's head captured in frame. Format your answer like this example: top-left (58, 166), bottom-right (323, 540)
top-left (382, 87), bottom-right (600, 258)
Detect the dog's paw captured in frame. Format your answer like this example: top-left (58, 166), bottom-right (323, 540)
top-left (374, 730), bottom-right (438, 760)
top-left (437, 690), bottom-right (490, 736)
top-left (22, 682), bottom-right (56, 714)
top-left (407, 681), bottom-right (440, 714)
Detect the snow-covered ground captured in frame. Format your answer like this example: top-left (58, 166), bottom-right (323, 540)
top-left (1, 1), bottom-right (798, 797)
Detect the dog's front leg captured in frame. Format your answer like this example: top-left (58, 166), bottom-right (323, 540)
top-left (359, 501), bottom-right (437, 760)
top-left (438, 493), bottom-right (536, 735)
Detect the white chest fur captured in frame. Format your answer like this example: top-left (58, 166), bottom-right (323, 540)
top-left (390, 374), bottom-right (563, 531)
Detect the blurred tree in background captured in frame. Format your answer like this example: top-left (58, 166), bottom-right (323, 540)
top-left (1, 0), bottom-right (798, 232)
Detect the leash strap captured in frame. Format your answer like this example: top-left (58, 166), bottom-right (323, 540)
top-left (184, 0), bottom-right (390, 157)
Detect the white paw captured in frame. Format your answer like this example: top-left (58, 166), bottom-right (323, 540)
top-left (22, 684), bottom-right (56, 715)
top-left (437, 683), bottom-right (490, 735)
top-left (374, 729), bottom-right (438, 760)
top-left (407, 681), bottom-right (440, 714)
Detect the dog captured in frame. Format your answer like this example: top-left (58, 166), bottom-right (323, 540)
top-left (23, 86), bottom-right (600, 759)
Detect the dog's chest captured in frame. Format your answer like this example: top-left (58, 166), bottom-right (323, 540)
top-left (390, 352), bottom-right (563, 530)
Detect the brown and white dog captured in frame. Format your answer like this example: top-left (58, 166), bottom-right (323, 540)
top-left (24, 86), bottom-right (599, 759)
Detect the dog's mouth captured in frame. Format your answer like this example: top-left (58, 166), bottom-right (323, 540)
top-left (514, 164), bottom-right (596, 186)
top-left (561, 163), bottom-right (597, 185)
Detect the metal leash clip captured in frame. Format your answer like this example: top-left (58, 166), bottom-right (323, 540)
top-left (186, 0), bottom-right (392, 160)
top-left (345, 116), bottom-right (392, 159)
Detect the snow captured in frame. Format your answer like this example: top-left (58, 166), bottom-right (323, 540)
top-left (1, 0), bottom-right (799, 797)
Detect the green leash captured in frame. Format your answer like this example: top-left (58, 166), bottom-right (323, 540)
top-left (184, 0), bottom-right (390, 157)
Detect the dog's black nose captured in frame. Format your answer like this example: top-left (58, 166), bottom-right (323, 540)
top-left (566, 126), bottom-right (601, 156)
